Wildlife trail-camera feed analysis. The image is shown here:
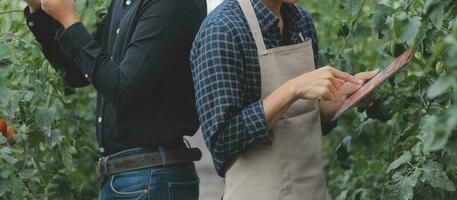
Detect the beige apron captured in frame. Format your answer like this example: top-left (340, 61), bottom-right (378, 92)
top-left (224, 0), bottom-right (327, 199)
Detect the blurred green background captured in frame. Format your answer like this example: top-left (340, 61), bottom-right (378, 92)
top-left (0, 0), bottom-right (455, 199)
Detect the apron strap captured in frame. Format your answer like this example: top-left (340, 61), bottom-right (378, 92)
top-left (237, 0), bottom-right (267, 55)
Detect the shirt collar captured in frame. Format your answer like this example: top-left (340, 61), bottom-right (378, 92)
top-left (251, 0), bottom-right (303, 31)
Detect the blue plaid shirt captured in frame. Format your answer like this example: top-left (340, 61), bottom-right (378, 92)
top-left (190, 0), bottom-right (318, 176)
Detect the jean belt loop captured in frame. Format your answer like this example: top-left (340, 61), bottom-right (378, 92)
top-left (158, 146), bottom-right (168, 165)
top-left (102, 156), bottom-right (110, 176)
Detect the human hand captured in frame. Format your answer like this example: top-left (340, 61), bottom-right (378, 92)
top-left (290, 66), bottom-right (363, 101)
top-left (25, 0), bottom-right (41, 14)
top-left (339, 69), bottom-right (380, 107)
top-left (41, 0), bottom-right (80, 28)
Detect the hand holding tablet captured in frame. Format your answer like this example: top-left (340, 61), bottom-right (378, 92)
top-left (332, 46), bottom-right (416, 121)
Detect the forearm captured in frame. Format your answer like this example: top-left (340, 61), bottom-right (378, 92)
top-left (24, 8), bottom-right (89, 87)
top-left (263, 80), bottom-right (297, 129)
top-left (57, 23), bottom-right (130, 107)
top-left (57, 19), bottom-right (177, 109)
top-left (24, 8), bottom-right (59, 44)
top-left (200, 101), bottom-right (271, 176)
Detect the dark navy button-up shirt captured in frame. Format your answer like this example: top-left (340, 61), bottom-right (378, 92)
top-left (25, 0), bottom-right (207, 155)
top-left (190, 0), bottom-right (320, 176)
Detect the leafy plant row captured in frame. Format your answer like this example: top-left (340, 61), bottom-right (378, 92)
top-left (301, 0), bottom-right (456, 199)
top-left (0, 1), bottom-right (107, 199)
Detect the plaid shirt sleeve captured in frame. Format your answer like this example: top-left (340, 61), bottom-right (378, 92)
top-left (191, 22), bottom-right (272, 176)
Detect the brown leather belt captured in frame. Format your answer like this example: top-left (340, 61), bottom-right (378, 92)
top-left (98, 148), bottom-right (202, 176)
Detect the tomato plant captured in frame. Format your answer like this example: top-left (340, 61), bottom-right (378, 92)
top-left (0, 0), bottom-right (455, 199)
top-left (0, 1), bottom-right (107, 199)
top-left (301, 0), bottom-right (457, 199)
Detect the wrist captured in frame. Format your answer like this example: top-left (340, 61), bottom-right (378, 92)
top-left (29, 6), bottom-right (39, 14)
top-left (61, 15), bottom-right (80, 29)
top-left (285, 78), bottom-right (302, 101)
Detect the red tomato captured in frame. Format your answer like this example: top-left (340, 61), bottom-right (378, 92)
top-left (0, 119), bottom-right (7, 134)
top-left (5, 127), bottom-right (16, 146)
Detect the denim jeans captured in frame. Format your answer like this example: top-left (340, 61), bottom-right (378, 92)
top-left (99, 148), bottom-right (199, 200)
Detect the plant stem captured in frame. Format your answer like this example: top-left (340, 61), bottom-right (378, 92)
top-left (336, 0), bottom-right (366, 67)
top-left (0, 10), bottom-right (23, 15)
top-left (391, 92), bottom-right (423, 109)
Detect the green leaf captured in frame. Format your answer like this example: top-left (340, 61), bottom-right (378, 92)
top-left (389, 169), bottom-right (421, 200)
top-left (387, 151), bottom-right (412, 173)
top-left (400, 16), bottom-right (422, 44)
top-left (421, 161), bottom-right (456, 192)
top-left (10, 176), bottom-right (24, 200)
top-left (0, 135), bottom-right (7, 145)
top-left (429, 2), bottom-right (445, 29)
top-left (420, 115), bottom-right (438, 134)
top-left (50, 129), bottom-right (63, 148)
top-left (60, 145), bottom-right (77, 169)
top-left (446, 107), bottom-right (457, 130)
top-left (346, 0), bottom-right (364, 15)
top-left (365, 100), bottom-right (392, 122)
top-left (353, 25), bottom-right (371, 38)
top-left (427, 76), bottom-right (456, 99)
top-left (0, 43), bottom-right (9, 59)
top-left (0, 168), bottom-right (12, 179)
top-left (424, 0), bottom-right (436, 13)
top-left (420, 115), bottom-right (450, 152)
top-left (33, 106), bottom-right (54, 126)
top-left (336, 136), bottom-right (352, 168)
top-left (18, 169), bottom-right (37, 179)
top-left (6, 92), bottom-right (20, 120)
top-left (1, 154), bottom-right (18, 165)
top-left (355, 119), bottom-right (375, 135)
top-left (336, 190), bottom-right (349, 200)
top-left (411, 142), bottom-right (423, 157)
top-left (0, 179), bottom-right (9, 196)
top-left (33, 106), bottom-right (54, 137)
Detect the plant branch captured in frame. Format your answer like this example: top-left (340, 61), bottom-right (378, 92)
top-left (391, 92), bottom-right (424, 109)
top-left (0, 10), bottom-right (23, 15)
top-left (336, 0), bottom-right (367, 66)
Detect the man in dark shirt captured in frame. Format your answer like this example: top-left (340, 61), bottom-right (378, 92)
top-left (24, 0), bottom-right (206, 199)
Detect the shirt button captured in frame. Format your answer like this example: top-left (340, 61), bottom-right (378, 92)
top-left (98, 117), bottom-right (103, 123)
top-left (126, 0), bottom-right (132, 6)
top-left (116, 28), bottom-right (120, 35)
top-left (28, 21), bottom-right (34, 27)
top-left (84, 74), bottom-right (89, 78)
top-left (99, 147), bottom-right (105, 153)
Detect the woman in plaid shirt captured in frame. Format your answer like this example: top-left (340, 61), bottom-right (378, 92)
top-left (191, 0), bottom-right (378, 199)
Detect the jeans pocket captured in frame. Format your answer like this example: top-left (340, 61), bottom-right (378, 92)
top-left (168, 179), bottom-right (200, 200)
top-left (109, 170), bottom-right (149, 199)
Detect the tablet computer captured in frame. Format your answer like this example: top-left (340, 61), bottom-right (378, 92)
top-left (332, 46), bottom-right (416, 121)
